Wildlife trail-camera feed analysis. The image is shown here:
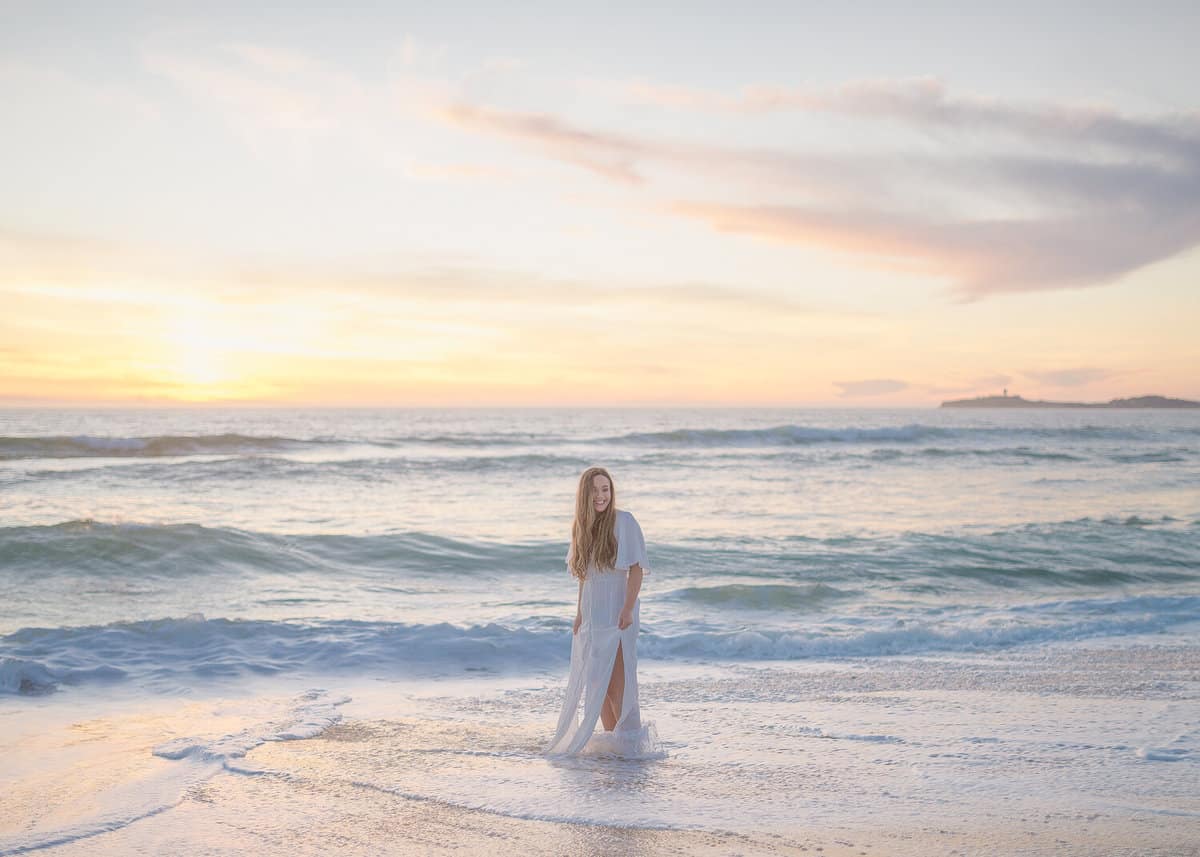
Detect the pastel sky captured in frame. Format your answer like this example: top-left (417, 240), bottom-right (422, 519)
top-left (3, 1), bottom-right (1198, 406)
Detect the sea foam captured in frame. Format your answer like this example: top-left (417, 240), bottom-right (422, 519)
top-left (3, 595), bottom-right (1196, 696)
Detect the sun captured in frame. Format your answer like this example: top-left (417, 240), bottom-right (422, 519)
top-left (166, 314), bottom-right (234, 395)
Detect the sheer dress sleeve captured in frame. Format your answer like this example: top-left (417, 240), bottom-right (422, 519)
top-left (616, 511), bottom-right (648, 574)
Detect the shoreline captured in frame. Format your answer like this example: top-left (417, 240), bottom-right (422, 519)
top-left (3, 642), bottom-right (1198, 856)
top-left (14, 736), bottom-right (1198, 857)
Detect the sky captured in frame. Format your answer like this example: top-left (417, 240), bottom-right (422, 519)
top-left (2, 1), bottom-right (1198, 406)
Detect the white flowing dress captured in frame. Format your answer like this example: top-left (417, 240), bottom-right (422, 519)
top-left (544, 509), bottom-right (662, 758)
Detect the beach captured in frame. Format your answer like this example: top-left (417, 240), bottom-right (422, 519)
top-left (2, 407), bottom-right (1198, 855)
top-left (5, 643), bottom-right (1197, 856)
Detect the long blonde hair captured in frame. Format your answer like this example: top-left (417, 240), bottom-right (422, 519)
top-left (569, 466), bottom-right (617, 580)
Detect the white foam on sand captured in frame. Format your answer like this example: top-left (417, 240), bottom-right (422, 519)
top-left (2, 645), bottom-right (1198, 854)
top-left (151, 688), bottom-right (349, 772)
top-left (0, 689), bottom-right (347, 856)
top-left (280, 647), bottom-right (1198, 836)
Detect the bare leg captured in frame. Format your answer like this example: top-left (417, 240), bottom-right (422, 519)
top-left (602, 642), bottom-right (625, 732)
top-left (600, 694), bottom-right (615, 732)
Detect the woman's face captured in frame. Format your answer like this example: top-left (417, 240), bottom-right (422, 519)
top-left (591, 474), bottom-right (612, 514)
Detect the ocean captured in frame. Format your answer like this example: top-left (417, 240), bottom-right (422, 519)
top-left (2, 407), bottom-right (1198, 855)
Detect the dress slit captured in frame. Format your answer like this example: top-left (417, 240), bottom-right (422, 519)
top-left (545, 558), bottom-right (660, 757)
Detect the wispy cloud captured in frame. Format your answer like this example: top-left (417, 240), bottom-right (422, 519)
top-left (438, 101), bottom-right (903, 201)
top-left (1, 224), bottom-right (894, 403)
top-left (440, 102), bottom-right (647, 184)
top-left (1, 226), bottom-right (867, 320)
top-left (668, 199), bottom-right (1200, 301)
top-left (922, 374), bottom-right (1014, 395)
top-left (1022, 367), bottom-right (1117, 387)
top-left (601, 76), bottom-right (1200, 164)
top-left (18, 33), bottom-right (1200, 304)
top-left (834, 379), bottom-right (909, 397)
top-left (139, 38), bottom-right (458, 170)
top-left (445, 79), bottom-right (1200, 301)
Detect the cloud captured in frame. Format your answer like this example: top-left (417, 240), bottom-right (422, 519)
top-left (973, 374), bottom-right (1013, 390)
top-left (137, 40), bottom-right (526, 183)
top-left (0, 227), bottom-right (875, 323)
top-left (144, 49), bottom-right (348, 133)
top-left (439, 102), bottom-right (647, 183)
top-left (445, 80), bottom-right (1200, 300)
top-left (1021, 367), bottom-right (1117, 387)
top-left (438, 101), bottom-right (908, 202)
top-left (396, 34), bottom-right (450, 69)
top-left (33, 35), bottom-right (1200, 303)
top-left (833, 378), bottom-right (909, 397)
top-left (921, 374), bottom-right (1014, 395)
top-left (605, 76), bottom-right (1200, 164)
top-left (140, 39), bottom-right (459, 171)
top-left (667, 200), bottom-right (1200, 301)
top-left (1, 228), bottom-right (886, 405)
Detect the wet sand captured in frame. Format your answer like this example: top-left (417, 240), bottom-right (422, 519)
top-left (28, 732), bottom-right (1199, 857)
top-left (4, 642), bottom-right (1198, 856)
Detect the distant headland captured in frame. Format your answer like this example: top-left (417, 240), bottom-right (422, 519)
top-left (941, 393), bottom-right (1200, 409)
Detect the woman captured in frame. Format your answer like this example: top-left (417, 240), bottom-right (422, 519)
top-left (544, 466), bottom-right (661, 757)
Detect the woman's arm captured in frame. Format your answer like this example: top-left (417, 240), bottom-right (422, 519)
top-left (618, 563), bottom-right (643, 630)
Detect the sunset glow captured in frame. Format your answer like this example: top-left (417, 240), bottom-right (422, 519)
top-left (2, 5), bottom-right (1198, 406)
